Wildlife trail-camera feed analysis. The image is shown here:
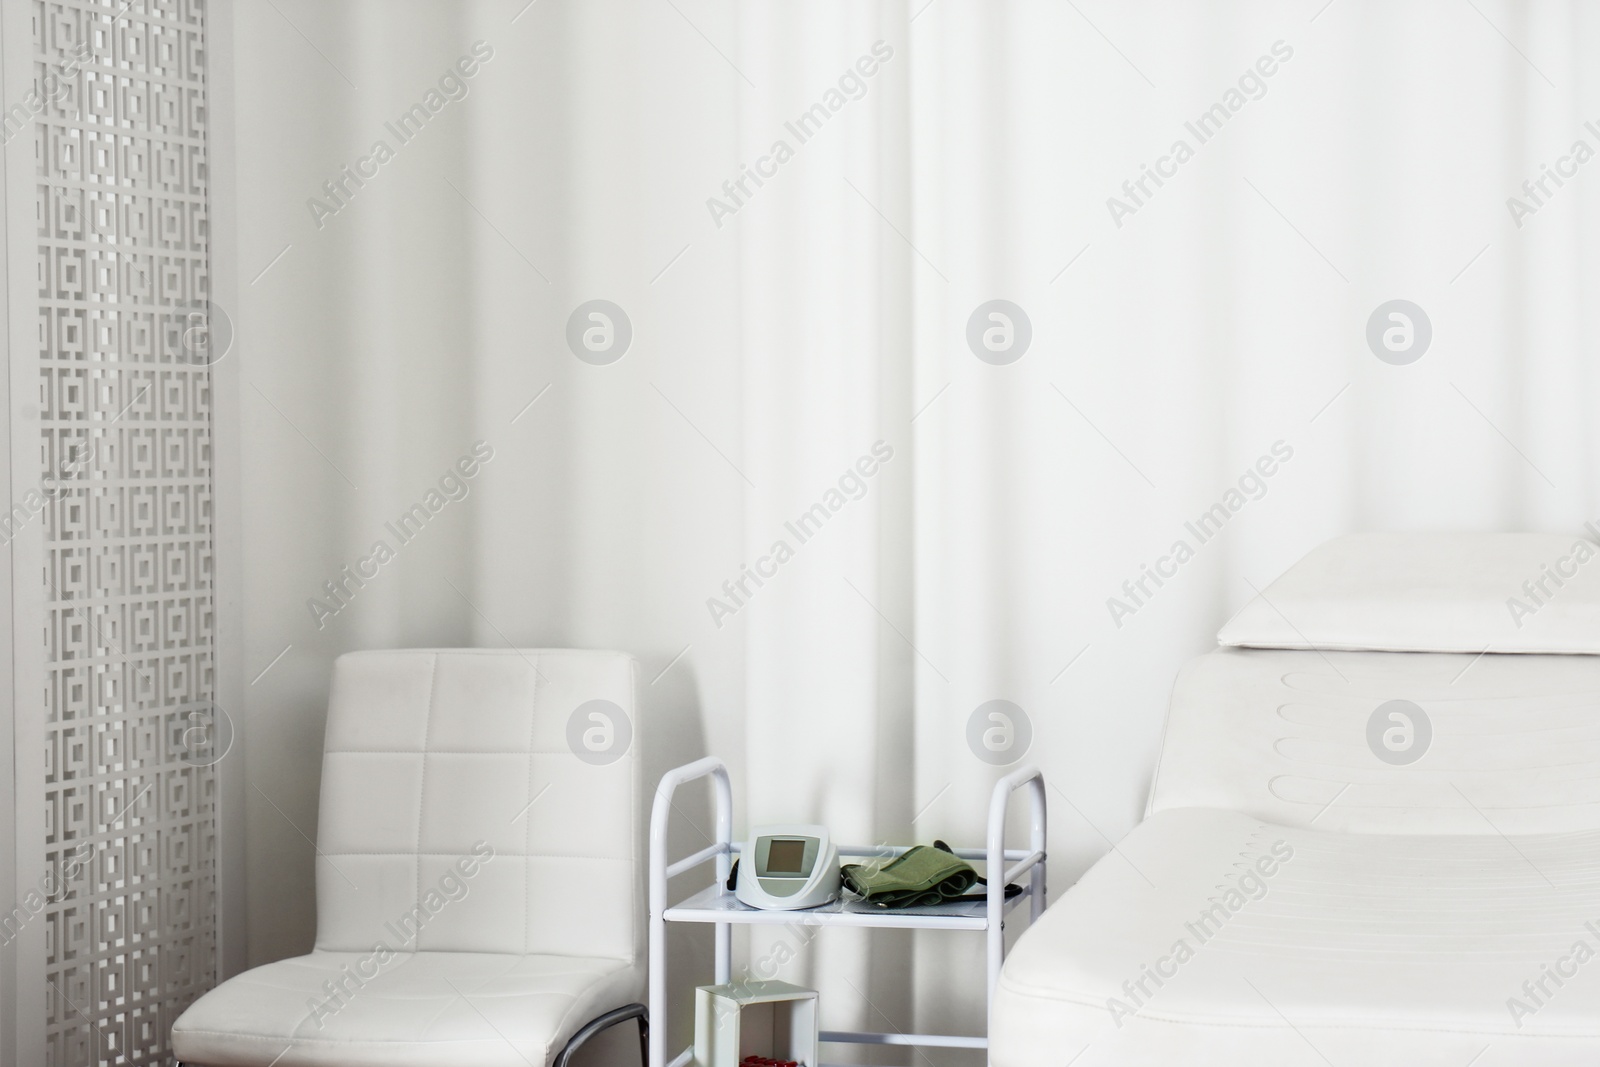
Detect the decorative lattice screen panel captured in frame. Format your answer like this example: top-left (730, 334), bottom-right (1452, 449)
top-left (33, 2), bottom-right (217, 1064)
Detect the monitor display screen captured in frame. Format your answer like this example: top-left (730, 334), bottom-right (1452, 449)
top-left (766, 838), bottom-right (807, 874)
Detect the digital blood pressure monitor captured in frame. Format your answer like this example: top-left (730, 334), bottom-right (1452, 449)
top-left (734, 825), bottom-right (841, 911)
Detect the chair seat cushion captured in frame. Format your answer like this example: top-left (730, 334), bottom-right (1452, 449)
top-left (171, 951), bottom-right (640, 1067)
top-left (992, 808), bottom-right (1600, 1067)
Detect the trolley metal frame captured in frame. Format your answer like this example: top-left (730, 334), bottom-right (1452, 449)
top-left (648, 758), bottom-right (1047, 1067)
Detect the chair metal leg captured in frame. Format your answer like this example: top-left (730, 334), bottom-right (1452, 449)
top-left (553, 1003), bottom-right (649, 1067)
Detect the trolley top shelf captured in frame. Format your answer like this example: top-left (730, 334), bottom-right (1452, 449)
top-left (663, 882), bottom-right (1034, 930)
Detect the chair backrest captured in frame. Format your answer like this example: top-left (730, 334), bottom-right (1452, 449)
top-left (1147, 646), bottom-right (1600, 834)
top-left (314, 648), bottom-right (641, 961)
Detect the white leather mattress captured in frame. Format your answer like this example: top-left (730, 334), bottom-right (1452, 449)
top-left (994, 647), bottom-right (1600, 1065)
top-left (1151, 648), bottom-right (1600, 833)
top-left (992, 808), bottom-right (1600, 1066)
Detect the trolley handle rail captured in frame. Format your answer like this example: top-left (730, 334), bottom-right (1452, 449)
top-left (649, 757), bottom-right (734, 1067)
top-left (986, 765), bottom-right (1047, 1007)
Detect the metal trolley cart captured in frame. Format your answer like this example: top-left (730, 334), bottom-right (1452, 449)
top-left (648, 758), bottom-right (1048, 1067)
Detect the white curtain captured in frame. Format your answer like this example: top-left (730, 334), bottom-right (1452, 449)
top-left (234, 0), bottom-right (1600, 1059)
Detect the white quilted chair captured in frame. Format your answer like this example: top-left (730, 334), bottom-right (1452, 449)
top-left (173, 648), bottom-right (646, 1067)
top-left (993, 533), bottom-right (1600, 1066)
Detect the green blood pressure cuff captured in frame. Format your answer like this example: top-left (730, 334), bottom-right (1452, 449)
top-left (841, 842), bottom-right (995, 909)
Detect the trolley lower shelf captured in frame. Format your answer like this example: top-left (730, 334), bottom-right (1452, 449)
top-left (648, 759), bottom-right (1049, 1067)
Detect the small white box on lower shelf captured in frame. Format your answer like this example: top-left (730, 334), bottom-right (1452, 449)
top-left (694, 980), bottom-right (818, 1067)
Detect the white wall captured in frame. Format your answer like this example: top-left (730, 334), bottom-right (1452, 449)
top-left (234, 0), bottom-right (748, 970)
